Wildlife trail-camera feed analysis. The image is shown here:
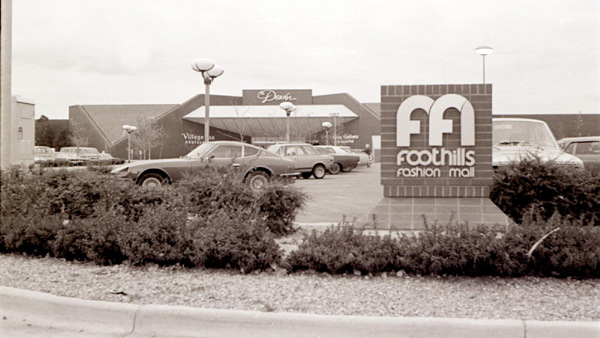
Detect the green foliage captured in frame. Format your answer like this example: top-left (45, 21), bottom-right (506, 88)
top-left (0, 165), bottom-right (303, 272)
top-left (490, 156), bottom-right (600, 225)
top-left (286, 219), bottom-right (600, 278)
top-left (255, 183), bottom-right (307, 236)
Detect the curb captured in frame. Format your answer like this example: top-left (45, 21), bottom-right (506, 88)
top-left (1, 286), bottom-right (599, 338)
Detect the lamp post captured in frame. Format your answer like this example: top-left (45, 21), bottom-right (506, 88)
top-left (322, 122), bottom-right (332, 145)
top-left (191, 59), bottom-right (224, 144)
top-left (279, 102), bottom-right (296, 143)
top-left (475, 46), bottom-right (493, 84)
top-left (330, 113), bottom-right (340, 146)
top-left (122, 124), bottom-right (137, 163)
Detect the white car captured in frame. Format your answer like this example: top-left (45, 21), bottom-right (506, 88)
top-left (492, 118), bottom-right (583, 168)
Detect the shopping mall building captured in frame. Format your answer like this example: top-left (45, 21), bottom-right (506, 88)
top-left (70, 89), bottom-right (381, 160)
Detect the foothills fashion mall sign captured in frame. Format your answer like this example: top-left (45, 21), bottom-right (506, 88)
top-left (366, 84), bottom-right (507, 230)
top-left (381, 84), bottom-right (494, 198)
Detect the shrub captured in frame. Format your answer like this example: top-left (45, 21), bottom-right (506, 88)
top-left (186, 211), bottom-right (283, 272)
top-left (255, 183), bottom-right (307, 236)
top-left (490, 156), bottom-right (600, 225)
top-left (287, 222), bottom-right (402, 274)
top-left (286, 219), bottom-right (600, 278)
top-left (177, 167), bottom-right (307, 237)
top-left (1, 165), bottom-right (302, 272)
top-left (118, 203), bottom-right (191, 266)
top-left (52, 212), bottom-right (127, 265)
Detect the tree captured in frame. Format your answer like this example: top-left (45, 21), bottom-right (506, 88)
top-left (131, 117), bottom-right (166, 159)
top-left (233, 106), bottom-right (251, 141)
top-left (70, 120), bottom-right (89, 148)
top-left (35, 115), bottom-right (53, 147)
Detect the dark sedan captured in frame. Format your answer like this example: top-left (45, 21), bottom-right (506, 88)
top-left (314, 145), bottom-right (360, 174)
top-left (111, 141), bottom-right (299, 189)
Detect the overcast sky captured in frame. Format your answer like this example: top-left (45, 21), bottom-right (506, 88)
top-left (11, 0), bottom-right (600, 119)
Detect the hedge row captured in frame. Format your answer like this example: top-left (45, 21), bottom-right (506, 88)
top-left (2, 160), bottom-right (599, 278)
top-left (0, 166), bottom-right (306, 271)
top-left (288, 217), bottom-right (600, 278)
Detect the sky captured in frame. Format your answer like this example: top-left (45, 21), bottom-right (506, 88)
top-left (10, 0), bottom-right (600, 120)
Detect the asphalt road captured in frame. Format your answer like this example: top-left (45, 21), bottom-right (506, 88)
top-left (293, 163), bottom-right (383, 224)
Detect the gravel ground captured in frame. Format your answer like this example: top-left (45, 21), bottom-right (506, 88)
top-left (2, 251), bottom-right (599, 322)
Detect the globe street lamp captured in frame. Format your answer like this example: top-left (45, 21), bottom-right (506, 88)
top-left (475, 46), bottom-right (493, 84)
top-left (322, 122), bottom-right (332, 145)
top-left (122, 124), bottom-right (137, 163)
top-left (279, 102), bottom-right (296, 143)
top-left (191, 58), bottom-right (224, 144)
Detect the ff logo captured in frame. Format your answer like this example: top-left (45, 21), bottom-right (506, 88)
top-left (397, 94), bottom-right (475, 147)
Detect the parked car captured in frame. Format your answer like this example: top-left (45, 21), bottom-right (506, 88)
top-left (338, 146), bottom-right (372, 168)
top-left (558, 136), bottom-right (600, 171)
top-left (34, 146), bottom-right (55, 164)
top-left (112, 141), bottom-right (298, 189)
top-left (314, 145), bottom-right (360, 174)
top-left (267, 143), bottom-right (333, 179)
top-left (492, 118), bottom-right (584, 168)
top-left (55, 147), bottom-right (101, 165)
top-left (98, 152), bottom-right (126, 165)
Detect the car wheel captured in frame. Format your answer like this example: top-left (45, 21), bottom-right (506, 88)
top-left (329, 163), bottom-right (341, 175)
top-left (248, 171), bottom-right (270, 190)
top-left (139, 173), bottom-right (166, 188)
top-left (312, 164), bottom-right (326, 179)
top-left (301, 172), bottom-right (312, 179)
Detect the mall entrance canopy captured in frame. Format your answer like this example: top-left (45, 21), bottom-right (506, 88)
top-left (183, 105), bottom-right (358, 141)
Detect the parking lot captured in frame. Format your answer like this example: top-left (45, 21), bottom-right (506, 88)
top-left (294, 163), bottom-right (382, 225)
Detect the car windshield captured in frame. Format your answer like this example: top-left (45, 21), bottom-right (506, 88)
top-left (317, 147), bottom-right (335, 154)
top-left (35, 148), bottom-right (53, 154)
top-left (492, 120), bottom-right (558, 148)
top-left (339, 147), bottom-right (353, 154)
top-left (185, 143), bottom-right (218, 159)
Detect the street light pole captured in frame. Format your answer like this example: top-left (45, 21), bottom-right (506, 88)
top-left (322, 122), bottom-right (332, 145)
top-left (191, 59), bottom-right (224, 144)
top-left (331, 113), bottom-right (339, 146)
top-left (279, 102), bottom-right (296, 143)
top-left (475, 46), bottom-right (493, 84)
top-left (122, 125), bottom-right (137, 163)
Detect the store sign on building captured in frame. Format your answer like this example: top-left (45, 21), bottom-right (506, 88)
top-left (242, 89), bottom-right (313, 105)
top-left (182, 132), bottom-right (214, 145)
top-left (256, 91), bottom-right (297, 104)
top-left (335, 134), bottom-right (359, 144)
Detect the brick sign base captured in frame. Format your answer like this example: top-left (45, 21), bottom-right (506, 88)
top-left (362, 197), bottom-right (509, 230)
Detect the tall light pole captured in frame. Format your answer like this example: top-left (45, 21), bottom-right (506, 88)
top-left (475, 46), bottom-right (493, 84)
top-left (330, 113), bottom-right (340, 146)
top-left (122, 125), bottom-right (137, 163)
top-left (279, 102), bottom-right (296, 143)
top-left (191, 59), bottom-right (224, 144)
top-left (322, 122), bottom-right (332, 145)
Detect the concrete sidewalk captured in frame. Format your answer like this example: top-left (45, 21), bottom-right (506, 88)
top-left (1, 286), bottom-right (598, 338)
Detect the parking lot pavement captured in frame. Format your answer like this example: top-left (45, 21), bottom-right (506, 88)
top-left (294, 163), bottom-right (383, 225)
